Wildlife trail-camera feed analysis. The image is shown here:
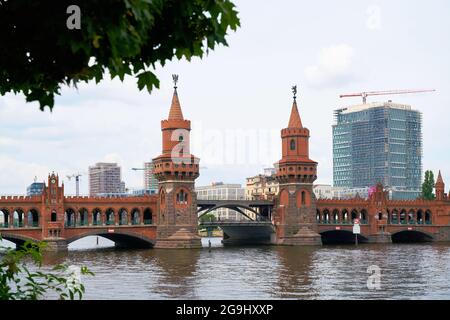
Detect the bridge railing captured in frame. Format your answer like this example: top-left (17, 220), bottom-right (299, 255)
top-left (0, 222), bottom-right (39, 228)
top-left (318, 220), bottom-right (368, 225)
top-left (389, 219), bottom-right (432, 225)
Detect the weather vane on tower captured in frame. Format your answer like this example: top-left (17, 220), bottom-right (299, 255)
top-left (292, 84), bottom-right (297, 102)
top-left (172, 74), bottom-right (179, 90)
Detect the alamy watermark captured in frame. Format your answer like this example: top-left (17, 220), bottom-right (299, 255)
top-left (366, 5), bottom-right (382, 30)
top-left (367, 265), bottom-right (381, 290)
top-left (66, 5), bottom-right (81, 30)
top-left (66, 265), bottom-right (82, 292)
top-left (169, 121), bottom-right (280, 167)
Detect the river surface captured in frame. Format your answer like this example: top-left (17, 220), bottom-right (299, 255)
top-left (2, 237), bottom-right (450, 299)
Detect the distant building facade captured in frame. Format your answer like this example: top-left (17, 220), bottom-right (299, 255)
top-left (27, 182), bottom-right (45, 196)
top-left (88, 162), bottom-right (125, 196)
top-left (333, 101), bottom-right (422, 200)
top-left (196, 182), bottom-right (245, 220)
top-left (246, 168), bottom-right (279, 200)
top-left (144, 161), bottom-right (158, 193)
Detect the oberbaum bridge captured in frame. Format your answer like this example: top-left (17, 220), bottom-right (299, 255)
top-left (1, 78), bottom-right (450, 251)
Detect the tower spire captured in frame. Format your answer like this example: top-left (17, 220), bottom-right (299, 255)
top-left (168, 74), bottom-right (184, 120)
top-left (436, 170), bottom-right (444, 185)
top-left (435, 170), bottom-right (445, 201)
top-left (288, 85), bottom-right (303, 128)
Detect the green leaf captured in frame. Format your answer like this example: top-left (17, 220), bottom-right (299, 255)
top-left (137, 70), bottom-right (160, 93)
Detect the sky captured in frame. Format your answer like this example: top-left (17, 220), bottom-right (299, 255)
top-left (1, 0), bottom-right (450, 195)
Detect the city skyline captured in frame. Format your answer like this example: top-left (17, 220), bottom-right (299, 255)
top-left (1, 0), bottom-right (449, 195)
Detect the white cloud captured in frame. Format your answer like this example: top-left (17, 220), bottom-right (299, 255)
top-left (0, 155), bottom-right (51, 194)
top-left (304, 44), bottom-right (356, 87)
top-left (102, 153), bottom-right (124, 164)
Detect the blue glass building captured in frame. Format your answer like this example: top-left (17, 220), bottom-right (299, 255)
top-left (26, 182), bottom-right (44, 196)
top-left (333, 102), bottom-right (422, 200)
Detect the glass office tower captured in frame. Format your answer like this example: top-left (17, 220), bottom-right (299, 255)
top-left (333, 102), bottom-right (422, 200)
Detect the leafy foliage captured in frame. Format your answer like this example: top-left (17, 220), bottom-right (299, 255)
top-left (0, 0), bottom-right (240, 110)
top-left (0, 239), bottom-right (94, 300)
top-left (422, 170), bottom-right (435, 200)
top-left (199, 213), bottom-right (217, 223)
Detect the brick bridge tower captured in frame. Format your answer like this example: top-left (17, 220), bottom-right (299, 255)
top-left (152, 75), bottom-right (202, 248)
top-left (273, 86), bottom-right (322, 245)
top-left (435, 170), bottom-right (445, 201)
top-left (42, 172), bottom-right (68, 250)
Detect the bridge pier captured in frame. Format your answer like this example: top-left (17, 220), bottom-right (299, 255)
top-left (367, 232), bottom-right (392, 244)
top-left (154, 227), bottom-right (202, 249)
top-left (43, 239), bottom-right (68, 252)
top-left (274, 225), bottom-right (322, 246)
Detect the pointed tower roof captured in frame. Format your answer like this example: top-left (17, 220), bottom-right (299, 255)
top-left (436, 170), bottom-right (444, 186)
top-left (288, 100), bottom-right (303, 128)
top-left (168, 88), bottom-right (184, 120)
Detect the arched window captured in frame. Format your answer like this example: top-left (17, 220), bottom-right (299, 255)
top-left (280, 189), bottom-right (289, 207)
top-left (179, 135), bottom-right (184, 142)
top-left (143, 208), bottom-right (152, 224)
top-left (425, 210), bottom-right (432, 224)
top-left (51, 211), bottom-right (57, 222)
top-left (290, 139), bottom-right (296, 150)
top-left (296, 189), bottom-right (310, 207)
top-left (177, 189), bottom-right (188, 204)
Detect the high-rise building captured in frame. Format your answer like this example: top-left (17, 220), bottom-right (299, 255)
top-left (88, 162), bottom-right (125, 196)
top-left (196, 182), bottom-right (246, 220)
top-left (27, 182), bottom-right (45, 196)
top-left (333, 101), bottom-right (422, 200)
top-left (144, 161), bottom-right (158, 193)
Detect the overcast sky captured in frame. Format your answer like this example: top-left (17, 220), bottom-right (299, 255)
top-left (1, 0), bottom-right (449, 195)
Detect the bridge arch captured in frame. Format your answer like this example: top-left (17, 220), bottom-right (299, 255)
top-left (0, 233), bottom-right (39, 248)
top-left (360, 209), bottom-right (368, 223)
top-left (391, 209), bottom-right (399, 224)
top-left (65, 208), bottom-right (76, 227)
top-left (391, 230), bottom-right (433, 243)
top-left (0, 208), bottom-right (11, 227)
top-left (350, 209), bottom-right (358, 222)
top-left (105, 208), bottom-right (115, 225)
top-left (198, 204), bottom-right (264, 221)
top-left (417, 209), bottom-right (423, 224)
top-left (27, 208), bottom-right (40, 227)
top-left (131, 208), bottom-right (140, 225)
top-left (143, 208), bottom-right (153, 224)
top-left (92, 208), bottom-right (102, 225)
top-left (78, 208), bottom-right (89, 226)
top-left (118, 208), bottom-right (128, 225)
top-left (320, 229), bottom-right (368, 245)
top-left (425, 210), bottom-right (432, 224)
top-left (66, 230), bottom-right (154, 248)
top-left (341, 209), bottom-right (349, 223)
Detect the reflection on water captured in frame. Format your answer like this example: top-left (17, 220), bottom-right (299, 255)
top-left (2, 237), bottom-right (450, 299)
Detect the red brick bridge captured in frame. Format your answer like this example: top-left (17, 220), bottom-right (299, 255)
top-left (1, 82), bottom-right (450, 250)
top-left (0, 173), bottom-right (158, 250)
top-left (315, 182), bottom-right (450, 244)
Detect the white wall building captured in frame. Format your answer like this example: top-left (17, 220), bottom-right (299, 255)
top-left (196, 182), bottom-right (245, 220)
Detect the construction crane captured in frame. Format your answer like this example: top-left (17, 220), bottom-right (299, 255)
top-left (66, 173), bottom-right (83, 196)
top-left (339, 89), bottom-right (436, 104)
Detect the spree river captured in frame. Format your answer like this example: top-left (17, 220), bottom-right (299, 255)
top-left (3, 237), bottom-right (450, 299)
